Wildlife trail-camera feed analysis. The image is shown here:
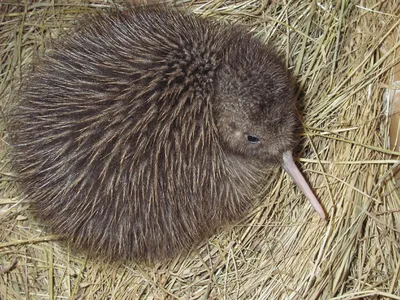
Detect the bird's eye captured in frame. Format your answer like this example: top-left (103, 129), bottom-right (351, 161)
top-left (246, 134), bottom-right (260, 144)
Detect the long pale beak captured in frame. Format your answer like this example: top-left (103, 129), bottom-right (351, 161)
top-left (282, 151), bottom-right (327, 219)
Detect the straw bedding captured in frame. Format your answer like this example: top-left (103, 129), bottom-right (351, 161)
top-left (1, 0), bottom-right (399, 299)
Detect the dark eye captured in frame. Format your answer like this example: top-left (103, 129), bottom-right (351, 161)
top-left (246, 134), bottom-right (260, 144)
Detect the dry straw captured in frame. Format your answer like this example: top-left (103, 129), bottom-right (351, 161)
top-left (1, 0), bottom-right (400, 299)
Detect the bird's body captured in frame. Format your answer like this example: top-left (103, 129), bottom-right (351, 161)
top-left (11, 7), bottom-right (325, 262)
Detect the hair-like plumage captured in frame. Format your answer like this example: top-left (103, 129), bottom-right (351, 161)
top-left (11, 7), bottom-right (298, 262)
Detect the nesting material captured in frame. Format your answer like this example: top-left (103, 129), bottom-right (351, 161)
top-left (384, 24), bottom-right (400, 181)
top-left (1, 0), bottom-right (400, 298)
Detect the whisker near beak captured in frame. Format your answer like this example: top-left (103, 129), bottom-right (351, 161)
top-left (282, 151), bottom-right (327, 219)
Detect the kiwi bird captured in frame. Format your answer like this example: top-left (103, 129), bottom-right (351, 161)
top-left (11, 7), bottom-right (326, 262)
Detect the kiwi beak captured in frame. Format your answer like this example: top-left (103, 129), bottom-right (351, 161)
top-left (282, 151), bottom-right (327, 219)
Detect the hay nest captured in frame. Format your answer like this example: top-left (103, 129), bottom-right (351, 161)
top-left (1, 0), bottom-right (400, 298)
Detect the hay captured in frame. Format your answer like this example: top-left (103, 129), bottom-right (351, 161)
top-left (1, 0), bottom-right (399, 298)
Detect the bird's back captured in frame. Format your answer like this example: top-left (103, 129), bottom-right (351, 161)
top-left (11, 8), bottom-right (262, 261)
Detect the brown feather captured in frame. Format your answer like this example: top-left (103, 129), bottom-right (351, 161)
top-left (10, 7), bottom-right (297, 262)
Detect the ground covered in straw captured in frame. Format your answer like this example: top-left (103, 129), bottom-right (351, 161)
top-left (1, 0), bottom-right (400, 299)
